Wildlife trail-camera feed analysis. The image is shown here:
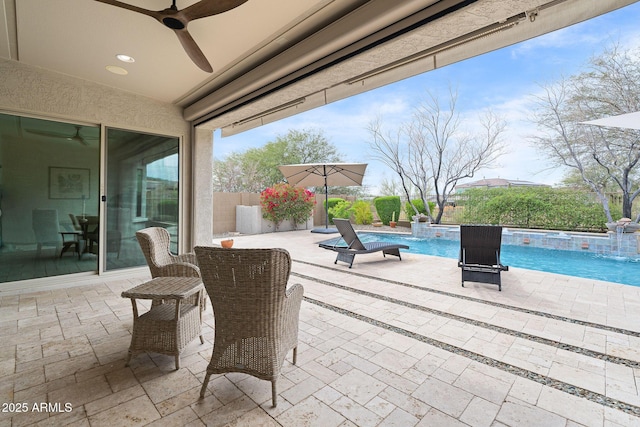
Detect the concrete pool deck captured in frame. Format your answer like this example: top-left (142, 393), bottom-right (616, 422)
top-left (1, 229), bottom-right (640, 426)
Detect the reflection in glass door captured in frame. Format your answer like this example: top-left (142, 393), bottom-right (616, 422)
top-left (0, 113), bottom-right (100, 283)
top-left (105, 128), bottom-right (180, 271)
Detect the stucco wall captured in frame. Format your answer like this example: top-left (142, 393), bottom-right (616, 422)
top-left (212, 192), bottom-right (355, 234)
top-left (0, 58), bottom-right (202, 252)
top-left (213, 192), bottom-right (260, 235)
top-left (0, 59), bottom-right (188, 134)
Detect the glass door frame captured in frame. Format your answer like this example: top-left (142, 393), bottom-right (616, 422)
top-left (101, 125), bottom-right (184, 274)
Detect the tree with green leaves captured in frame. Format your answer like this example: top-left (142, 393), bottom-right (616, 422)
top-left (531, 43), bottom-right (640, 221)
top-left (213, 152), bottom-right (262, 193)
top-left (213, 128), bottom-right (342, 192)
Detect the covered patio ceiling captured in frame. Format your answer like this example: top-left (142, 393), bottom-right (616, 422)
top-left (1, 0), bottom-right (636, 135)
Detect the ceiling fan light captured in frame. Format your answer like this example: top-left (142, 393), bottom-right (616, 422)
top-left (116, 54), bottom-right (135, 63)
top-left (106, 65), bottom-right (128, 75)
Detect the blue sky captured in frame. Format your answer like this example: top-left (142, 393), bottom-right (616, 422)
top-left (213, 2), bottom-right (640, 193)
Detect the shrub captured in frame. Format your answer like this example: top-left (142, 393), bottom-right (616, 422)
top-left (260, 183), bottom-right (316, 228)
top-left (460, 187), bottom-right (609, 231)
top-left (324, 197), bottom-right (346, 224)
top-left (351, 200), bottom-right (373, 225)
top-left (404, 199), bottom-right (435, 218)
top-left (484, 191), bottom-right (549, 227)
top-left (374, 196), bottom-right (401, 225)
top-left (328, 200), bottom-right (353, 222)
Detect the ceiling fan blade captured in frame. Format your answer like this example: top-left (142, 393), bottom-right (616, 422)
top-left (95, 0), bottom-right (242, 72)
top-left (93, 0), bottom-right (160, 20)
top-left (26, 126), bottom-right (93, 145)
top-left (182, 0), bottom-right (248, 21)
top-left (72, 126), bottom-right (90, 146)
top-left (174, 29), bottom-right (213, 72)
top-left (70, 133), bottom-right (90, 145)
top-left (25, 129), bottom-right (70, 139)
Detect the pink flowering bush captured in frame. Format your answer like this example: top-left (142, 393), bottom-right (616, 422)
top-left (260, 183), bottom-right (316, 228)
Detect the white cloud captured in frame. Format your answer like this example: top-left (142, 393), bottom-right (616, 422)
top-left (511, 26), bottom-right (603, 60)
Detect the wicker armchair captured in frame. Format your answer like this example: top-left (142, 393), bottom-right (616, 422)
top-left (136, 227), bottom-right (204, 307)
top-left (194, 247), bottom-right (304, 407)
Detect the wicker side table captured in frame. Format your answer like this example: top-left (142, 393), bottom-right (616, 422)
top-left (122, 277), bottom-right (204, 369)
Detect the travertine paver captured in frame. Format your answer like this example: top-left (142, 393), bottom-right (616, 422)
top-left (301, 276), bottom-right (638, 403)
top-left (459, 396), bottom-right (500, 427)
top-left (412, 376), bottom-right (475, 418)
top-left (275, 396), bottom-right (345, 427)
top-left (1, 230), bottom-right (640, 425)
top-left (496, 397), bottom-right (568, 427)
top-left (329, 369), bottom-right (387, 405)
top-left (536, 386), bottom-right (605, 427)
top-left (453, 368), bottom-right (512, 405)
top-left (379, 407), bottom-right (420, 427)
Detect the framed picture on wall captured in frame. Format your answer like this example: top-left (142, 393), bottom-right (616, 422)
top-left (49, 167), bottom-right (90, 199)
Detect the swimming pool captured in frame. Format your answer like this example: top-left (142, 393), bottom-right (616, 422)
top-left (326, 233), bottom-right (640, 287)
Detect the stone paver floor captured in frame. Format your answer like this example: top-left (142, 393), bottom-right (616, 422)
top-left (1, 230), bottom-right (640, 426)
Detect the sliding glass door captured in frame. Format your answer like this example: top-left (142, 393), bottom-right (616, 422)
top-left (0, 113), bottom-right (182, 284)
top-left (104, 128), bottom-right (180, 271)
top-left (0, 113), bottom-right (100, 282)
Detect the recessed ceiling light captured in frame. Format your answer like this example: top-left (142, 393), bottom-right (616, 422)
top-left (106, 65), bottom-right (128, 75)
top-left (116, 54), bottom-right (135, 63)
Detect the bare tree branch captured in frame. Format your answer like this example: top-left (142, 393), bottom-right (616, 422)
top-left (367, 87), bottom-right (507, 223)
top-left (531, 43), bottom-right (640, 221)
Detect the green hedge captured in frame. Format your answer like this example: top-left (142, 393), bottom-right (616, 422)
top-left (374, 196), bottom-right (401, 225)
top-left (324, 198), bottom-right (346, 225)
top-left (328, 200), bottom-right (352, 223)
top-left (404, 199), bottom-right (435, 217)
top-left (460, 187), bottom-right (610, 231)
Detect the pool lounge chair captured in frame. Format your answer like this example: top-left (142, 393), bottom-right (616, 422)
top-left (458, 225), bottom-right (509, 291)
top-left (319, 218), bottom-right (409, 268)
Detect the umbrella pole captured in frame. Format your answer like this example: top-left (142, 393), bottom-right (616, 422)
top-left (324, 175), bottom-right (329, 229)
top-left (311, 166), bottom-right (338, 233)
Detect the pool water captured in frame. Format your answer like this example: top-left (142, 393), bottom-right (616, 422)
top-left (326, 233), bottom-right (640, 287)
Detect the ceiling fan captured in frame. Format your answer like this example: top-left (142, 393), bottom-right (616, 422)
top-left (26, 126), bottom-right (94, 146)
top-left (94, 0), bottom-right (249, 73)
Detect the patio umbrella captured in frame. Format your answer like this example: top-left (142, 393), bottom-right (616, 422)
top-left (278, 163), bottom-right (367, 233)
top-left (581, 111), bottom-right (640, 130)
